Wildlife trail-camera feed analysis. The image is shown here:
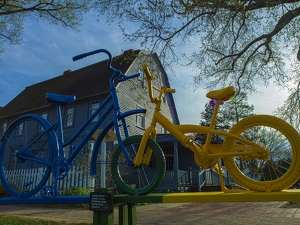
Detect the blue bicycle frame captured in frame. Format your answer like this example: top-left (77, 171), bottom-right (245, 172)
top-left (49, 49), bottom-right (146, 175)
top-left (0, 49), bottom-right (147, 198)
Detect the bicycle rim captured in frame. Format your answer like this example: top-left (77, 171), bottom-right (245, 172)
top-left (223, 115), bottom-right (300, 192)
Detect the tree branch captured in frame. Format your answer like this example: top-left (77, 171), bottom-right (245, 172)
top-left (213, 7), bottom-right (300, 72)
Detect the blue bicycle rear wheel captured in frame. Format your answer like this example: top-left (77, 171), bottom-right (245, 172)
top-left (0, 115), bottom-right (56, 198)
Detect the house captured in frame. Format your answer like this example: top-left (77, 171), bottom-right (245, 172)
top-left (0, 49), bottom-right (230, 193)
top-left (0, 50), bottom-right (178, 143)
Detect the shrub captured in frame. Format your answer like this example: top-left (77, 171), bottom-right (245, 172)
top-left (63, 187), bottom-right (90, 196)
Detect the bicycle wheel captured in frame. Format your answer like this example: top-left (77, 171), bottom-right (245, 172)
top-left (0, 115), bottom-right (56, 198)
top-left (223, 115), bottom-right (300, 192)
top-left (111, 135), bottom-right (165, 195)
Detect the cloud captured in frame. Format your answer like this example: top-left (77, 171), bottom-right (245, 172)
top-left (247, 83), bottom-right (289, 115)
top-left (169, 62), bottom-right (208, 124)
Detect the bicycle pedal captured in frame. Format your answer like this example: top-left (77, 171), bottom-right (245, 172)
top-left (40, 186), bottom-right (56, 198)
top-left (213, 164), bottom-right (224, 174)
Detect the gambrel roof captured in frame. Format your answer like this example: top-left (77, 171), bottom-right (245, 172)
top-left (0, 50), bottom-right (140, 118)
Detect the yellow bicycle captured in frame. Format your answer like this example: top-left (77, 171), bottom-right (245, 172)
top-left (112, 64), bottom-right (300, 195)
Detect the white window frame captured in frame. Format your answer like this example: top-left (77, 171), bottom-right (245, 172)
top-left (65, 105), bottom-right (75, 127)
top-left (138, 69), bottom-right (145, 87)
top-left (40, 112), bottom-right (48, 120)
top-left (90, 100), bottom-right (100, 122)
top-left (16, 123), bottom-right (23, 135)
top-left (161, 126), bottom-right (168, 134)
top-left (1, 121), bottom-right (7, 136)
top-left (39, 112), bottom-right (48, 131)
top-left (136, 106), bottom-right (145, 129)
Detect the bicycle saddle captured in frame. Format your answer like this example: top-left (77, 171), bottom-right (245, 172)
top-left (206, 86), bottom-right (235, 100)
top-left (46, 93), bottom-right (76, 106)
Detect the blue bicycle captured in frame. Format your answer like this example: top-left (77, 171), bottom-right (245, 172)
top-left (0, 49), bottom-right (166, 198)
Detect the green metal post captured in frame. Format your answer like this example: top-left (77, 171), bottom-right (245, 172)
top-left (118, 204), bottom-right (128, 225)
top-left (118, 203), bottom-right (137, 225)
top-left (128, 203), bottom-right (137, 225)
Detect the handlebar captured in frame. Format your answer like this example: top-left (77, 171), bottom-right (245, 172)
top-left (73, 49), bottom-right (116, 72)
top-left (142, 64), bottom-right (154, 81)
top-left (142, 63), bottom-right (176, 103)
top-left (73, 48), bottom-right (140, 84)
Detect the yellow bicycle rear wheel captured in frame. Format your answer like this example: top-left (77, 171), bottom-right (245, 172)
top-left (223, 115), bottom-right (300, 192)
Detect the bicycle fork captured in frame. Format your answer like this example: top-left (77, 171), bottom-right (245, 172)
top-left (132, 125), bottom-right (157, 167)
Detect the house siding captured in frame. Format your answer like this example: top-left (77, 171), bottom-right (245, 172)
top-left (117, 52), bottom-right (178, 138)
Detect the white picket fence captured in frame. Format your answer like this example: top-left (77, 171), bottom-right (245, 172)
top-left (5, 165), bottom-right (95, 196)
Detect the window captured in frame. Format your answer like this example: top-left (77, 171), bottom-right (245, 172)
top-left (138, 69), bottom-right (144, 87)
top-left (39, 112), bottom-right (48, 131)
top-left (16, 123), bottom-right (23, 135)
top-left (162, 96), bottom-right (166, 103)
top-left (64, 146), bottom-right (70, 159)
top-left (161, 126), bottom-right (168, 134)
top-left (40, 112), bottom-right (48, 120)
top-left (136, 106), bottom-right (145, 129)
top-left (90, 100), bottom-right (100, 122)
top-left (165, 155), bottom-right (174, 170)
top-left (65, 106), bottom-right (74, 127)
top-left (1, 121), bottom-right (7, 136)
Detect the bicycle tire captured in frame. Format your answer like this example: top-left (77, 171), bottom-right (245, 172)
top-left (111, 135), bottom-right (166, 195)
top-left (0, 115), bottom-right (56, 198)
top-left (223, 115), bottom-right (300, 192)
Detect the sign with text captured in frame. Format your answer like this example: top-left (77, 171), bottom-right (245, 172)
top-left (89, 192), bottom-right (113, 212)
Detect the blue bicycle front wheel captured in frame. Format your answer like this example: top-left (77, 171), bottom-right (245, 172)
top-left (0, 115), bottom-right (56, 198)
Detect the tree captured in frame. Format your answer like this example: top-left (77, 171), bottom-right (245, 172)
top-left (94, 0), bottom-right (300, 93)
top-left (0, 0), bottom-right (91, 54)
top-left (196, 92), bottom-right (254, 144)
top-left (274, 50), bottom-right (300, 131)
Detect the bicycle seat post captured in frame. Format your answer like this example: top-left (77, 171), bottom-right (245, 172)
top-left (204, 99), bottom-right (222, 149)
top-left (209, 99), bottom-right (222, 130)
top-left (54, 104), bottom-right (65, 152)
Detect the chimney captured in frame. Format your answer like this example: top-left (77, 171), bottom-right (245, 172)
top-left (63, 70), bottom-right (72, 75)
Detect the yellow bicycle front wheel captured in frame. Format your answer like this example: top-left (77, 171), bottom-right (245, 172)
top-left (223, 115), bottom-right (300, 192)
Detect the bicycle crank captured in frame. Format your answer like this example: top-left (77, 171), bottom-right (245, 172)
top-left (194, 153), bottom-right (218, 169)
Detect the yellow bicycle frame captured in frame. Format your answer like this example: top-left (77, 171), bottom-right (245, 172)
top-left (133, 64), bottom-right (268, 168)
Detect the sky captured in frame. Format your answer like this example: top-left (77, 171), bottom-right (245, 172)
top-left (0, 13), bottom-right (291, 125)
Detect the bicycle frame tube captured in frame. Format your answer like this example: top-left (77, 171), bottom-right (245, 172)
top-left (66, 95), bottom-right (114, 164)
top-left (173, 124), bottom-right (262, 151)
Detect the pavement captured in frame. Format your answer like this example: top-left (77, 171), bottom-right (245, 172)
top-left (1, 201), bottom-right (300, 224)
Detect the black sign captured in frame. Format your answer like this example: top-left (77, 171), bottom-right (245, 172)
top-left (89, 192), bottom-right (113, 212)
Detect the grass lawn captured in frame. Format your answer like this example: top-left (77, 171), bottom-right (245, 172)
top-left (0, 214), bottom-right (93, 225)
